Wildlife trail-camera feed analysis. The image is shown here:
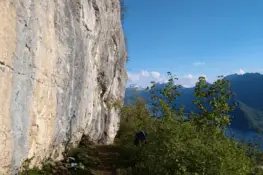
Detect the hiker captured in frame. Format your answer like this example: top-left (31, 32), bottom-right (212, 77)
top-left (134, 131), bottom-right (147, 146)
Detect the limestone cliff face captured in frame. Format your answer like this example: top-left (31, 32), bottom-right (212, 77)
top-left (0, 0), bottom-right (127, 173)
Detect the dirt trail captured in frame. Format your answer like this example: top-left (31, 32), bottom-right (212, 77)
top-left (88, 144), bottom-right (120, 175)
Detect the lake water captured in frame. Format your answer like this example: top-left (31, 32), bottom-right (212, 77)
top-left (226, 128), bottom-right (263, 149)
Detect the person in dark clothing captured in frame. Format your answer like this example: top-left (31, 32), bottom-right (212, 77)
top-left (134, 131), bottom-right (147, 146)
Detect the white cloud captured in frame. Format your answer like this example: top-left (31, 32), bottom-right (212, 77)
top-left (187, 74), bottom-right (193, 79)
top-left (127, 72), bottom-right (140, 81)
top-left (182, 85), bottom-right (192, 88)
top-left (141, 70), bottom-right (150, 77)
top-left (236, 69), bottom-right (245, 75)
top-left (193, 62), bottom-right (206, 67)
top-left (178, 74), bottom-right (208, 87)
top-left (127, 71), bottom-right (168, 88)
top-left (127, 70), bottom-right (212, 88)
top-left (151, 71), bottom-right (161, 79)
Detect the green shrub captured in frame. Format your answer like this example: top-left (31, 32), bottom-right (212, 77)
top-left (117, 73), bottom-right (258, 175)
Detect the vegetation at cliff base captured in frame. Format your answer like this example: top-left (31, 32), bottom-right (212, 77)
top-left (117, 73), bottom-right (263, 175)
top-left (21, 73), bottom-right (263, 175)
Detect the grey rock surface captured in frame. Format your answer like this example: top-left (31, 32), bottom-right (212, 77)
top-left (0, 0), bottom-right (127, 173)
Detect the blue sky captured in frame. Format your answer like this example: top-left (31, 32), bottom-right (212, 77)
top-left (123, 0), bottom-right (263, 87)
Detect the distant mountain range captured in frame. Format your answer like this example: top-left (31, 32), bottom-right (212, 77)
top-left (125, 73), bottom-right (263, 143)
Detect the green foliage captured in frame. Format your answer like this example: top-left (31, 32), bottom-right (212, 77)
top-left (106, 99), bottom-right (123, 110)
top-left (19, 148), bottom-right (93, 175)
top-left (134, 122), bottom-right (253, 175)
top-left (147, 72), bottom-right (184, 119)
top-left (118, 72), bottom-right (259, 175)
top-left (192, 75), bottom-right (236, 132)
top-left (19, 163), bottom-right (54, 175)
top-left (117, 97), bottom-right (152, 145)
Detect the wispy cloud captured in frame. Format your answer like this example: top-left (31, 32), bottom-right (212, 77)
top-left (178, 74), bottom-right (209, 88)
top-left (127, 70), bottom-right (212, 88)
top-left (193, 62), bottom-right (206, 67)
top-left (235, 69), bottom-right (245, 75)
top-left (127, 70), bottom-right (168, 88)
top-left (151, 71), bottom-right (161, 79)
top-left (141, 70), bottom-right (150, 77)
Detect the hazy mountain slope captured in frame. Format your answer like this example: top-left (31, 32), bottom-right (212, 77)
top-left (225, 73), bottom-right (263, 111)
top-left (230, 101), bottom-right (263, 132)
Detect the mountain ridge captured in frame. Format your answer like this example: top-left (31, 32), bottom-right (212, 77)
top-left (125, 73), bottom-right (263, 133)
